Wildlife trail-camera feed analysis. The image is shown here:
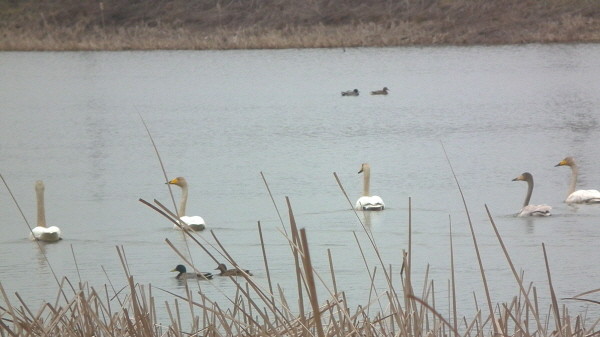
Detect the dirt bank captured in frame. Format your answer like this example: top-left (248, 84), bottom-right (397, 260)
top-left (2, 0), bottom-right (600, 50)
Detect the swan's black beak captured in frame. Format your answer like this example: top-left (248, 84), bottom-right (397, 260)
top-left (358, 169), bottom-right (363, 174)
top-left (512, 177), bottom-right (518, 181)
top-left (554, 163), bottom-right (562, 167)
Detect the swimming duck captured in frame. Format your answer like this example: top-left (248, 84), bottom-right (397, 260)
top-left (167, 177), bottom-right (206, 231)
top-left (215, 263), bottom-right (253, 276)
top-left (30, 180), bottom-right (62, 242)
top-left (512, 172), bottom-right (552, 216)
top-left (355, 163), bottom-right (385, 211)
top-left (555, 157), bottom-right (600, 203)
top-left (171, 264), bottom-right (213, 280)
top-left (341, 89), bottom-right (359, 96)
top-left (370, 87), bottom-right (389, 95)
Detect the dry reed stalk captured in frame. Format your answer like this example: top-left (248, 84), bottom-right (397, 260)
top-left (299, 228), bottom-right (325, 337)
top-left (260, 171), bottom-right (286, 233)
top-left (2, 131), bottom-right (599, 336)
top-left (449, 215), bottom-right (458, 337)
top-left (333, 172), bottom-right (402, 311)
top-left (484, 204), bottom-right (545, 335)
top-left (543, 243), bottom-right (563, 337)
top-left (441, 143), bottom-right (497, 336)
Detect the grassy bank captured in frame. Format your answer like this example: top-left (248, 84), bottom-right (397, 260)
top-left (2, 0), bottom-right (600, 50)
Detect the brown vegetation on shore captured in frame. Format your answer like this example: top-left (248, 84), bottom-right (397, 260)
top-left (2, 0), bottom-right (600, 50)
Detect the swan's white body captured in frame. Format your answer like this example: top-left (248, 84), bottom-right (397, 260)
top-left (555, 157), bottom-right (600, 204)
top-left (167, 177), bottom-right (206, 231)
top-left (355, 163), bottom-right (385, 211)
top-left (565, 190), bottom-right (600, 204)
top-left (179, 216), bottom-right (206, 231)
top-left (512, 172), bottom-right (551, 217)
top-left (30, 180), bottom-right (62, 242)
top-left (31, 226), bottom-right (62, 242)
top-left (356, 196), bottom-right (385, 211)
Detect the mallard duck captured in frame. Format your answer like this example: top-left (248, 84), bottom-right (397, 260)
top-left (512, 172), bottom-right (551, 216)
top-left (341, 89), bottom-right (359, 96)
top-left (167, 177), bottom-right (206, 231)
top-left (355, 163), bottom-right (385, 211)
top-left (215, 263), bottom-right (253, 276)
top-left (555, 157), bottom-right (600, 203)
top-left (370, 87), bottom-right (389, 95)
top-left (30, 180), bottom-right (62, 242)
top-left (171, 264), bottom-right (213, 280)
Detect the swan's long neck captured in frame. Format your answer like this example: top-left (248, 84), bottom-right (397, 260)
top-left (178, 183), bottom-right (188, 216)
top-left (568, 164), bottom-right (578, 197)
top-left (35, 181), bottom-right (46, 227)
top-left (362, 166), bottom-right (371, 196)
top-left (523, 176), bottom-right (533, 207)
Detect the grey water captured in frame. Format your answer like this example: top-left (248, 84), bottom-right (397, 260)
top-left (1, 45), bottom-right (600, 325)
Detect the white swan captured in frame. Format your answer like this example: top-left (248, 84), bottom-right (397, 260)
top-left (512, 172), bottom-right (551, 217)
top-left (355, 163), bottom-right (385, 211)
top-left (30, 180), bottom-right (61, 242)
top-left (167, 177), bottom-right (206, 231)
top-left (555, 156), bottom-right (600, 203)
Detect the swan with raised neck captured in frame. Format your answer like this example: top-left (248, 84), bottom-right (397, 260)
top-left (30, 180), bottom-right (62, 242)
top-left (555, 157), bottom-right (600, 203)
top-left (167, 177), bottom-right (206, 231)
top-left (355, 163), bottom-right (385, 211)
top-left (512, 172), bottom-right (551, 216)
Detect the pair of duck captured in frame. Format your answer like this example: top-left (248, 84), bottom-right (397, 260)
top-left (171, 263), bottom-right (253, 280)
top-left (341, 87), bottom-right (389, 96)
top-left (512, 156), bottom-right (600, 217)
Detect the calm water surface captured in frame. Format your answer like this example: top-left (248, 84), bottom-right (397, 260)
top-left (1, 45), bottom-right (600, 324)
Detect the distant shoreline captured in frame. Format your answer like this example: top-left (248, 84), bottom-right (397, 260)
top-left (2, 24), bottom-right (600, 52)
top-left (2, 0), bottom-right (600, 51)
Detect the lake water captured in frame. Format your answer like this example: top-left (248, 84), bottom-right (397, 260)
top-left (1, 45), bottom-right (600, 326)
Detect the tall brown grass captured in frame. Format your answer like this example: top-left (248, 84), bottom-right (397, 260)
top-left (2, 0), bottom-right (600, 50)
top-left (1, 128), bottom-right (598, 336)
top-left (1, 176), bottom-right (599, 336)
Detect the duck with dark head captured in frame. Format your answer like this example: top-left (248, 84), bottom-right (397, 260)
top-left (171, 264), bottom-right (213, 280)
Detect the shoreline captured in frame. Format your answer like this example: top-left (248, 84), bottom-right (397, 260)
top-left (3, 24), bottom-right (600, 52)
top-left (2, 0), bottom-right (600, 51)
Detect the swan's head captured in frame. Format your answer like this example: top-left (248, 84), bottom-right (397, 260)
top-left (167, 177), bottom-right (188, 187)
top-left (35, 180), bottom-right (44, 193)
top-left (358, 163), bottom-right (370, 174)
top-left (215, 263), bottom-right (227, 272)
top-left (555, 157), bottom-right (575, 167)
top-left (171, 264), bottom-right (187, 273)
top-left (512, 172), bottom-right (532, 182)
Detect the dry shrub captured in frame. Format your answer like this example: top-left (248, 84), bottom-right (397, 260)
top-left (2, 0), bottom-right (600, 50)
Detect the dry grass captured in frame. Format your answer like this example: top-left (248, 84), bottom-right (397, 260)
top-left (1, 174), bottom-right (599, 336)
top-left (1, 128), bottom-right (598, 336)
top-left (2, 0), bottom-right (600, 50)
